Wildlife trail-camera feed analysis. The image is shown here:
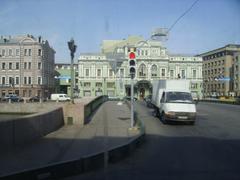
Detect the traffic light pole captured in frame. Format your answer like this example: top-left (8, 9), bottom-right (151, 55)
top-left (130, 75), bottom-right (134, 128)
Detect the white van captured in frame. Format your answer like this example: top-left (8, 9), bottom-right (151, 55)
top-left (51, 94), bottom-right (71, 101)
top-left (152, 80), bottom-right (196, 124)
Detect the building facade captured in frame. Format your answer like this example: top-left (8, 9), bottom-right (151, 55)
top-left (78, 36), bottom-right (203, 99)
top-left (233, 52), bottom-right (240, 96)
top-left (0, 35), bottom-right (55, 98)
top-left (200, 44), bottom-right (240, 97)
top-left (54, 63), bottom-right (78, 97)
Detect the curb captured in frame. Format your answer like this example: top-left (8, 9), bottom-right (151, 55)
top-left (200, 100), bottom-right (240, 105)
top-left (0, 101), bottom-right (145, 180)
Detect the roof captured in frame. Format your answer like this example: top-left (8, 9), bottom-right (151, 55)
top-left (80, 53), bottom-right (105, 56)
top-left (169, 53), bottom-right (196, 57)
top-left (101, 35), bottom-right (144, 53)
top-left (199, 44), bottom-right (240, 56)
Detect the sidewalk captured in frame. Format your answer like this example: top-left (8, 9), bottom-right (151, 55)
top-left (0, 101), bottom-right (139, 177)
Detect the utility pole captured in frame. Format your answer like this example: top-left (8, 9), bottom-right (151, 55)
top-left (128, 48), bottom-right (136, 128)
top-left (68, 38), bottom-right (77, 104)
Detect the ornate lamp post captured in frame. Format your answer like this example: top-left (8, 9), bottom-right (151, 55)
top-left (68, 38), bottom-right (77, 104)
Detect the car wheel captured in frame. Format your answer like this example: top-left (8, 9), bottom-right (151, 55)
top-left (160, 112), bottom-right (167, 124)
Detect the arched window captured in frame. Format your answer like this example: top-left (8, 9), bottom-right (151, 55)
top-left (151, 65), bottom-right (157, 77)
top-left (138, 64), bottom-right (147, 77)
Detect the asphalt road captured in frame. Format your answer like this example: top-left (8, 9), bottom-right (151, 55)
top-left (66, 101), bottom-right (240, 180)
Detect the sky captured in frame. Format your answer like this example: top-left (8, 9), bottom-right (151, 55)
top-left (0, 0), bottom-right (240, 63)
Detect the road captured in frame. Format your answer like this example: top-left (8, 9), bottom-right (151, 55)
top-left (66, 101), bottom-right (240, 180)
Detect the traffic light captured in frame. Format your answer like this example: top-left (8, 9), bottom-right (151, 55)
top-left (129, 49), bottom-right (136, 79)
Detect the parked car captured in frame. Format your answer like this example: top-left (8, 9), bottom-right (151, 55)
top-left (1, 94), bottom-right (23, 102)
top-left (51, 94), bottom-right (70, 101)
top-left (123, 96), bottom-right (137, 101)
top-left (29, 96), bottom-right (40, 102)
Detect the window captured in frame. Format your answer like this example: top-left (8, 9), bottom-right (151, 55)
top-left (192, 69), bottom-right (197, 78)
top-left (9, 49), bottom-right (13, 56)
top-left (170, 70), bottom-right (174, 78)
top-left (24, 49), bottom-right (27, 56)
top-left (161, 69), bottom-right (166, 77)
top-left (84, 82), bottom-right (91, 87)
top-left (137, 50), bottom-right (140, 56)
top-left (28, 49), bottom-right (32, 56)
top-left (181, 70), bottom-right (185, 78)
top-left (38, 77), bottom-right (42, 85)
top-left (28, 62), bottom-right (31, 69)
top-left (107, 82), bottom-right (115, 88)
top-left (151, 65), bottom-right (157, 77)
top-left (85, 69), bottom-right (90, 77)
top-left (96, 82), bottom-right (102, 87)
top-left (9, 77), bottom-right (14, 85)
top-left (16, 62), bottom-right (19, 69)
top-left (24, 62), bottom-right (27, 69)
top-left (16, 49), bottom-right (20, 56)
top-left (9, 63), bottom-right (12, 69)
top-left (145, 50), bottom-right (148, 56)
top-left (97, 69), bottom-right (101, 77)
top-left (2, 63), bottom-right (6, 70)
top-left (138, 64), bottom-right (146, 77)
top-left (2, 49), bottom-right (5, 56)
top-left (109, 69), bottom-right (113, 77)
top-left (28, 77), bottom-right (31, 84)
top-left (24, 77), bottom-right (27, 84)
top-left (15, 77), bottom-right (19, 85)
top-left (2, 77), bottom-right (6, 84)
top-left (38, 49), bottom-right (42, 56)
top-left (38, 62), bottom-right (41, 69)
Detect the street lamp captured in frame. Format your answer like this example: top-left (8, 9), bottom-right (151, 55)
top-left (68, 38), bottom-right (77, 104)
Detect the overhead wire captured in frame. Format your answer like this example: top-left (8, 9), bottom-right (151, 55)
top-left (167, 0), bottom-right (200, 34)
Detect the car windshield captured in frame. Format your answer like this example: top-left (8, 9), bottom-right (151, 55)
top-left (166, 92), bottom-right (193, 103)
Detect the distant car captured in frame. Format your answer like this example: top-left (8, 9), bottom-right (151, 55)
top-left (2, 94), bottom-right (23, 102)
top-left (29, 96), bottom-right (41, 102)
top-left (51, 93), bottom-right (70, 101)
top-left (108, 96), bottom-right (120, 101)
top-left (123, 96), bottom-right (137, 101)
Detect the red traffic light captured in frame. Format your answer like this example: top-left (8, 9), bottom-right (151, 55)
top-left (129, 52), bottom-right (135, 59)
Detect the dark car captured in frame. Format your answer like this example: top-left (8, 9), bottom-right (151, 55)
top-left (29, 96), bottom-right (40, 102)
top-left (29, 96), bottom-right (47, 102)
top-left (2, 94), bottom-right (23, 102)
top-left (123, 96), bottom-right (137, 101)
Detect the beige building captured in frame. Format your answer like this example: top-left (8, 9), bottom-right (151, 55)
top-left (200, 44), bottom-right (240, 97)
top-left (78, 36), bottom-right (203, 99)
top-left (0, 35), bottom-right (55, 98)
top-left (233, 52), bottom-right (240, 96)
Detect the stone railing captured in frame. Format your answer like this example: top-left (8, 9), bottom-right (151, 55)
top-left (84, 95), bottom-right (108, 124)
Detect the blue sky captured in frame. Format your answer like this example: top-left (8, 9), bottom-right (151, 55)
top-left (0, 0), bottom-right (239, 62)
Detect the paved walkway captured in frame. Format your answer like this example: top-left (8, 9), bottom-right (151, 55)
top-left (0, 101), bottom-right (138, 177)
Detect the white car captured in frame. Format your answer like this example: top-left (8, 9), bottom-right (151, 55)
top-left (50, 94), bottom-right (71, 101)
